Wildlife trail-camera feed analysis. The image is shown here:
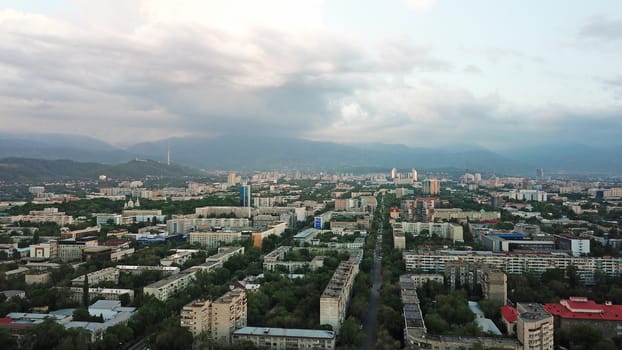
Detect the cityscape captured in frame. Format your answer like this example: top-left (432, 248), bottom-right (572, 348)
top-left (1, 1), bottom-right (622, 350)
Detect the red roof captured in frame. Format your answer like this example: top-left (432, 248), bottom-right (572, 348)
top-left (544, 297), bottom-right (622, 321)
top-left (501, 305), bottom-right (517, 323)
top-left (0, 317), bottom-right (13, 323)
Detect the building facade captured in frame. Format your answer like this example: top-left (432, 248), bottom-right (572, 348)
top-left (516, 303), bottom-right (554, 350)
top-left (232, 327), bottom-right (336, 350)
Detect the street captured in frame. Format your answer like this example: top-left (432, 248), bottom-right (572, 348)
top-left (361, 195), bottom-right (384, 350)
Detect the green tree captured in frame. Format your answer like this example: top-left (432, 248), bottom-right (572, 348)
top-left (0, 328), bottom-right (17, 350)
top-left (339, 316), bottom-right (364, 347)
top-left (151, 323), bottom-right (193, 350)
top-left (22, 317), bottom-right (66, 350)
top-left (82, 273), bottom-right (89, 307)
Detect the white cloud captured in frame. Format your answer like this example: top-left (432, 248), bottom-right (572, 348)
top-left (402, 0), bottom-right (437, 12)
top-left (0, 2), bottom-right (620, 148)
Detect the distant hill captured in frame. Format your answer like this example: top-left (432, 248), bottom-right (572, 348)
top-left (0, 158), bottom-right (204, 182)
top-left (500, 143), bottom-right (622, 175)
top-left (127, 135), bottom-right (531, 174)
top-left (0, 133), bottom-right (132, 164)
top-left (1, 133), bottom-right (621, 175)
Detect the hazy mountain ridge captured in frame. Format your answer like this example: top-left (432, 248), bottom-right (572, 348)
top-left (0, 158), bottom-right (203, 182)
top-left (0, 133), bottom-right (620, 175)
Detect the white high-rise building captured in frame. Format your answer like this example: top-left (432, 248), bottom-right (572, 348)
top-left (411, 169), bottom-right (418, 181)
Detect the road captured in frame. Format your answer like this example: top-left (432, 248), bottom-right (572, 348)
top-left (361, 195), bottom-right (384, 350)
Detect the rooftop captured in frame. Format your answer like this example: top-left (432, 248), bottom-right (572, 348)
top-left (233, 327), bottom-right (335, 340)
top-left (517, 303), bottom-right (552, 322)
top-left (544, 297), bottom-right (622, 321)
top-left (501, 305), bottom-right (518, 323)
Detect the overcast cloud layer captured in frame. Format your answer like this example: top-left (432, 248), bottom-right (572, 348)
top-left (0, 0), bottom-right (621, 148)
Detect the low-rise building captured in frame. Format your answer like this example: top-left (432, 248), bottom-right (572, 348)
top-left (68, 287), bottom-right (134, 303)
top-left (544, 297), bottom-right (622, 339)
top-left (25, 271), bottom-right (51, 285)
top-left (72, 267), bottom-right (120, 286)
top-left (232, 327), bottom-right (336, 350)
top-left (189, 231), bottom-right (244, 248)
top-left (143, 269), bottom-right (197, 301)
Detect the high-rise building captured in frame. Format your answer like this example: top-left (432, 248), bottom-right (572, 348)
top-left (411, 169), bottom-right (418, 181)
top-left (536, 168), bottom-right (544, 179)
top-left (228, 171), bottom-right (239, 187)
top-left (422, 179), bottom-right (440, 195)
top-left (180, 289), bottom-right (247, 344)
top-left (391, 168), bottom-right (397, 179)
top-left (516, 303), bottom-right (554, 350)
top-left (240, 185), bottom-right (251, 207)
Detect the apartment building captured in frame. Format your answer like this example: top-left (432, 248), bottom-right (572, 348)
top-left (180, 289), bottom-right (247, 344)
top-left (180, 300), bottom-right (212, 337)
top-left (160, 251), bottom-right (194, 266)
top-left (232, 327), bottom-right (336, 350)
top-left (167, 216), bottom-right (250, 234)
top-left (401, 273), bottom-right (444, 289)
top-left (516, 303), bottom-right (554, 350)
top-left (403, 250), bottom-right (622, 284)
top-left (194, 206), bottom-right (251, 218)
top-left (143, 270), bottom-right (197, 301)
top-left (205, 247), bottom-right (245, 265)
top-left (393, 222), bottom-right (464, 243)
top-left (393, 229), bottom-right (406, 251)
top-left (71, 267), bottom-right (120, 286)
top-left (444, 263), bottom-right (507, 305)
top-left (432, 208), bottom-right (500, 222)
top-left (95, 213), bottom-right (122, 225)
top-left (122, 209), bottom-right (166, 223)
top-left (319, 261), bottom-right (359, 333)
top-left (189, 231), bottom-right (244, 248)
top-left (422, 179), bottom-right (440, 195)
top-left (68, 287), bottom-right (134, 303)
top-left (12, 207), bottom-right (74, 225)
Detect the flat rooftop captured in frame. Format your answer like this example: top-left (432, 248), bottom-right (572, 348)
top-left (233, 327), bottom-right (336, 339)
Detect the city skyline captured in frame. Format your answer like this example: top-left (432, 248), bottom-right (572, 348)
top-left (0, 0), bottom-right (621, 148)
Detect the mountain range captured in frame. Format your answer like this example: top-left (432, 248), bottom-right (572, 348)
top-left (0, 133), bottom-right (621, 176)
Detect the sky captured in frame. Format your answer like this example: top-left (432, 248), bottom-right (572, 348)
top-left (0, 0), bottom-right (621, 148)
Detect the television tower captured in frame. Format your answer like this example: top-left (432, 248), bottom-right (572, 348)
top-left (167, 143), bottom-right (171, 166)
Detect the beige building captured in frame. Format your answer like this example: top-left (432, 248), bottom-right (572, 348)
top-left (432, 208), bottom-right (500, 222)
top-left (195, 206), bottom-right (251, 218)
top-left (71, 267), bottom-right (120, 286)
top-left (422, 179), bottom-right (440, 195)
top-left (319, 261), bottom-right (359, 333)
top-left (189, 231), bottom-right (244, 248)
top-left (393, 222), bottom-right (464, 243)
top-left (402, 273), bottom-right (444, 288)
top-left (143, 270), bottom-right (197, 301)
top-left (12, 207), bottom-right (74, 225)
top-left (393, 229), bottom-right (406, 251)
top-left (25, 271), bottom-right (51, 285)
top-left (516, 303), bottom-right (554, 350)
top-left (68, 287), bottom-right (134, 303)
top-left (180, 289), bottom-right (247, 344)
top-left (167, 216), bottom-right (250, 234)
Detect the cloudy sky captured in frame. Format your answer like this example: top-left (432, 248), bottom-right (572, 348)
top-left (0, 0), bottom-right (621, 148)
